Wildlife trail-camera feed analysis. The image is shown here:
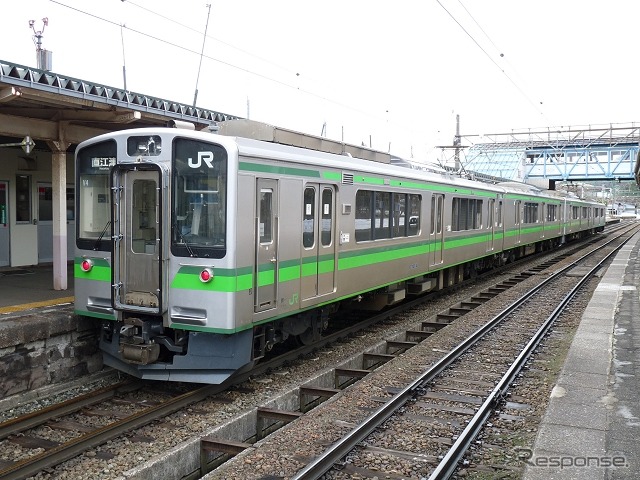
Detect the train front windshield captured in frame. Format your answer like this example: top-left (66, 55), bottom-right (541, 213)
top-left (76, 140), bottom-right (117, 252)
top-left (171, 138), bottom-right (227, 259)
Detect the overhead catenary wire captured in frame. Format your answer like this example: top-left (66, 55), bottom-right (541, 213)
top-left (436, 0), bottom-right (548, 122)
top-left (49, 0), bottom-right (431, 149)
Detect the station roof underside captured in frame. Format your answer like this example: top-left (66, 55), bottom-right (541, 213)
top-left (0, 59), bottom-right (239, 151)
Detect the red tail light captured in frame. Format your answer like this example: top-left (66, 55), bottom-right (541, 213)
top-left (199, 268), bottom-right (214, 283)
top-left (81, 259), bottom-right (93, 272)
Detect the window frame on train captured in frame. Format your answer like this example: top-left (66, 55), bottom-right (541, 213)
top-left (170, 138), bottom-right (228, 259)
top-left (355, 189), bottom-right (421, 242)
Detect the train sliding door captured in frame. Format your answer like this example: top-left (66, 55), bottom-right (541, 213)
top-left (301, 184), bottom-right (336, 301)
top-left (255, 179), bottom-right (279, 312)
top-left (429, 194), bottom-right (444, 266)
top-left (486, 198), bottom-right (495, 252)
top-left (111, 164), bottom-right (163, 314)
top-left (514, 200), bottom-right (522, 244)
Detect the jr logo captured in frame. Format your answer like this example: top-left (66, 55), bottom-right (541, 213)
top-left (188, 151), bottom-right (215, 169)
top-left (288, 293), bottom-right (299, 305)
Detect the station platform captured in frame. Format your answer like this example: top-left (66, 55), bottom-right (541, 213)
top-left (523, 229), bottom-right (640, 479)
top-left (0, 263), bottom-right (74, 313)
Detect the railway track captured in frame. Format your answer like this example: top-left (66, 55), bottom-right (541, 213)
top-left (0, 223), bottom-right (631, 479)
top-left (287, 223), bottom-right (639, 479)
top-left (200, 222), bottom-right (638, 479)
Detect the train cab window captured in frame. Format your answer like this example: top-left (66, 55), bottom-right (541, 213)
top-left (172, 138), bottom-right (227, 258)
top-left (321, 188), bottom-right (332, 246)
top-left (75, 139), bottom-right (117, 251)
top-left (303, 187), bottom-right (315, 248)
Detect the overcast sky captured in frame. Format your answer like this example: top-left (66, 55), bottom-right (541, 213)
top-left (3, 0), bottom-right (640, 162)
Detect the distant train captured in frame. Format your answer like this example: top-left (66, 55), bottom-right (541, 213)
top-left (74, 121), bottom-right (605, 383)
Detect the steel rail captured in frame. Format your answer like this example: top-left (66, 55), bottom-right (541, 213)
top-left (427, 225), bottom-right (639, 479)
top-left (291, 223), bottom-right (639, 479)
top-left (0, 382), bottom-right (230, 480)
top-left (0, 380), bottom-right (135, 441)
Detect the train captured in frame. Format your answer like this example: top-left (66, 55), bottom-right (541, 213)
top-left (74, 120), bottom-right (606, 383)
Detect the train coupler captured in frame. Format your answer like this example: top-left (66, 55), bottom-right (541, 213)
top-left (120, 342), bottom-right (160, 365)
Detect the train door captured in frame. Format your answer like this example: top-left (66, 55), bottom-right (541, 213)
top-left (429, 194), bottom-right (444, 266)
top-left (301, 184), bottom-right (336, 301)
top-left (514, 200), bottom-right (522, 244)
top-left (0, 181), bottom-right (8, 266)
top-left (111, 164), bottom-right (163, 315)
top-left (255, 179), bottom-right (279, 312)
top-left (486, 198), bottom-right (495, 252)
top-left (496, 198), bottom-right (504, 249)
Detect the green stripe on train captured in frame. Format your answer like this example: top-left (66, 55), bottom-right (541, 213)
top-left (83, 225), bottom-right (566, 294)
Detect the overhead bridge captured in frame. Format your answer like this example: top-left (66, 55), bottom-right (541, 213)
top-left (460, 124), bottom-right (640, 185)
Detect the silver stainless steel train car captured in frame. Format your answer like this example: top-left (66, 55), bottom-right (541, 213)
top-left (74, 123), bottom-right (605, 383)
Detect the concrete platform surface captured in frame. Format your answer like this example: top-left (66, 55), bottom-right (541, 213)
top-left (0, 263), bottom-right (74, 313)
top-left (523, 230), bottom-right (640, 480)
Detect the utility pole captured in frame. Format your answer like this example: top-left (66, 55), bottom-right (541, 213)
top-left (193, 4), bottom-right (212, 107)
top-left (453, 114), bottom-right (461, 171)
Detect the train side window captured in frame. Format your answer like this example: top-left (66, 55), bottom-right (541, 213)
top-left (355, 190), bottom-right (373, 242)
top-left (321, 188), bottom-right (332, 246)
top-left (259, 189), bottom-right (273, 244)
top-left (392, 193), bottom-right (406, 237)
top-left (452, 197), bottom-right (482, 231)
top-left (408, 194), bottom-right (421, 236)
top-left (497, 200), bottom-right (503, 227)
top-left (523, 202), bottom-right (538, 224)
top-left (374, 192), bottom-right (391, 239)
top-left (474, 199), bottom-right (482, 229)
top-left (303, 187), bottom-right (315, 248)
